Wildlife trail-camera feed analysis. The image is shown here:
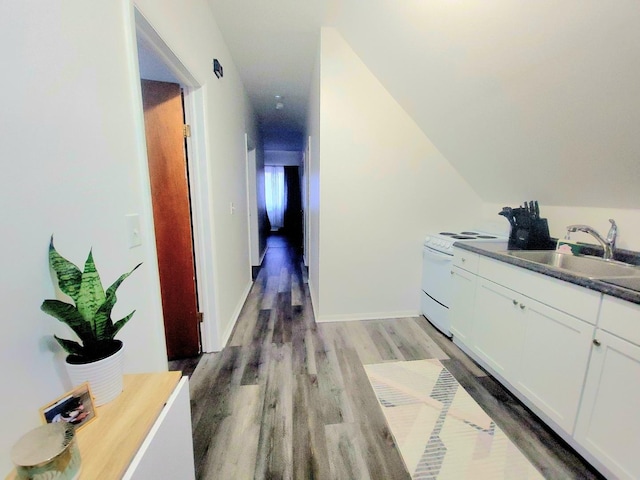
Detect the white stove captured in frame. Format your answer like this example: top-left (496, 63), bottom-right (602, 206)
top-left (421, 228), bottom-right (508, 337)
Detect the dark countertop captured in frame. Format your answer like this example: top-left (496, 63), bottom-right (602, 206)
top-left (454, 241), bottom-right (640, 305)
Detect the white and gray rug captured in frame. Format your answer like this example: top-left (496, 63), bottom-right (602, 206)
top-left (364, 359), bottom-right (543, 480)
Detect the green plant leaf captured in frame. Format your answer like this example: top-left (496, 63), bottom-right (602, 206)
top-left (112, 310), bottom-right (136, 338)
top-left (54, 335), bottom-right (84, 356)
top-left (76, 250), bottom-right (106, 337)
top-left (48, 236), bottom-right (82, 302)
top-left (93, 263), bottom-right (142, 340)
top-left (41, 299), bottom-right (95, 343)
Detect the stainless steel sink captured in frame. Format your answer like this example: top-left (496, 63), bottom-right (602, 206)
top-left (504, 250), bottom-right (640, 279)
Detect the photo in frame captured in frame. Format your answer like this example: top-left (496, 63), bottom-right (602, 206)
top-left (40, 382), bottom-right (97, 430)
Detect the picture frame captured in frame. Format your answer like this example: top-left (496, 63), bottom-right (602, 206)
top-left (40, 382), bottom-right (97, 431)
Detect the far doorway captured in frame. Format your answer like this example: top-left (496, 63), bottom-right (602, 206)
top-left (265, 165), bottom-right (303, 251)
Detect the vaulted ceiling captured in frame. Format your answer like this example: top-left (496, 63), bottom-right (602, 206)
top-left (209, 0), bottom-right (640, 207)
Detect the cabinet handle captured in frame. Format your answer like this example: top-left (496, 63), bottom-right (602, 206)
top-left (512, 299), bottom-right (518, 305)
top-left (593, 339), bottom-right (601, 346)
top-left (461, 257), bottom-right (466, 262)
top-left (450, 270), bottom-right (454, 275)
top-left (519, 303), bottom-right (526, 310)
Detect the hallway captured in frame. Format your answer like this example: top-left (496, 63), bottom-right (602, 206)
top-left (185, 235), bottom-right (602, 479)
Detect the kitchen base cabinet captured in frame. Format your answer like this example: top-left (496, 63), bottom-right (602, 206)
top-left (472, 279), bottom-right (526, 383)
top-left (515, 299), bottom-right (593, 434)
top-left (574, 331), bottom-right (640, 479)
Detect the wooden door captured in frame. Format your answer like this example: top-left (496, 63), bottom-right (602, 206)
top-left (141, 79), bottom-right (200, 360)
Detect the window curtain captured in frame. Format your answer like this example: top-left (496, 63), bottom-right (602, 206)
top-left (265, 166), bottom-right (287, 230)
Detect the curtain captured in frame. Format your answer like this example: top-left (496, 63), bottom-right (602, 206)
top-left (265, 166), bottom-right (287, 230)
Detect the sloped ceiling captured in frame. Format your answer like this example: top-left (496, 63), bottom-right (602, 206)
top-left (327, 0), bottom-right (640, 208)
top-left (209, 0), bottom-right (640, 208)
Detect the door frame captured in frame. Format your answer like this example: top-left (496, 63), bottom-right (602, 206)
top-left (244, 134), bottom-right (260, 271)
top-left (130, 7), bottom-right (220, 353)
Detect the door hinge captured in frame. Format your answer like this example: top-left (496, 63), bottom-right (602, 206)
top-left (183, 124), bottom-right (191, 138)
top-left (197, 312), bottom-right (204, 323)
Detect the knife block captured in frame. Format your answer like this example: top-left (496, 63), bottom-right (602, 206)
top-left (509, 218), bottom-right (551, 250)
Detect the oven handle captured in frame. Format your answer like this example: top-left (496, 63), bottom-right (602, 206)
top-left (423, 246), bottom-right (453, 262)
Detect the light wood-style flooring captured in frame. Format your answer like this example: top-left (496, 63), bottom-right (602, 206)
top-left (175, 234), bottom-right (604, 479)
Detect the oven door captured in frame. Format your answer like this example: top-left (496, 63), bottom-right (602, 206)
top-left (422, 245), bottom-right (453, 308)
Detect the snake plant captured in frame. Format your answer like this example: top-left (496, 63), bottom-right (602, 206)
top-left (41, 237), bottom-right (142, 363)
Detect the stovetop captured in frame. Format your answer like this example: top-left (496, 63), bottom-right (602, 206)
top-left (438, 231), bottom-right (502, 240)
top-left (425, 230), bottom-right (508, 252)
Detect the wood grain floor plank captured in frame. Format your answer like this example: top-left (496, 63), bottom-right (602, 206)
top-left (240, 309), bottom-right (274, 385)
top-left (325, 423), bottom-right (373, 480)
top-left (196, 385), bottom-right (262, 480)
top-left (260, 275), bottom-right (279, 310)
top-left (364, 321), bottom-right (406, 362)
top-left (291, 273), bottom-right (303, 306)
top-left (312, 328), bottom-right (356, 425)
top-left (254, 343), bottom-right (293, 480)
top-left (278, 266), bottom-right (291, 293)
top-left (338, 322), bottom-right (387, 365)
top-left (293, 374), bottom-right (332, 479)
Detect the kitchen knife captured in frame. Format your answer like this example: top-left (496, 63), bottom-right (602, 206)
top-left (529, 201), bottom-right (535, 218)
top-left (534, 201), bottom-right (540, 219)
top-left (499, 207), bottom-right (517, 227)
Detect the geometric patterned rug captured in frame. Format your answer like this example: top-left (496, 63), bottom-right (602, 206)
top-left (364, 359), bottom-right (544, 479)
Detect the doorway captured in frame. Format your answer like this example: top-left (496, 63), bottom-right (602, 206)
top-left (264, 165), bottom-right (303, 251)
top-left (141, 79), bottom-right (200, 360)
top-left (133, 9), bottom-right (221, 357)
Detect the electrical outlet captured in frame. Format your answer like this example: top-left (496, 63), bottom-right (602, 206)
top-left (125, 214), bottom-right (142, 248)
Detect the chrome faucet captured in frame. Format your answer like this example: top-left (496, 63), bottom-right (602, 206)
top-left (566, 219), bottom-right (618, 260)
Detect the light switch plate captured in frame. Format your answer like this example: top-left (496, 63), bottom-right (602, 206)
top-left (125, 214), bottom-right (142, 248)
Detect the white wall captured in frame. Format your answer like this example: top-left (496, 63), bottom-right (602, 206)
top-left (264, 150), bottom-right (303, 166)
top-left (316, 28), bottom-right (483, 321)
top-left (483, 203), bottom-right (640, 252)
top-left (0, 0), bottom-right (254, 472)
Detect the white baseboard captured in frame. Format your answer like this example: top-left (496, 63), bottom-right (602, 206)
top-left (208, 280), bottom-right (253, 352)
top-left (316, 310), bottom-right (420, 323)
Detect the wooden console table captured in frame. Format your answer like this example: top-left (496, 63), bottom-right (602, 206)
top-left (7, 372), bottom-right (195, 479)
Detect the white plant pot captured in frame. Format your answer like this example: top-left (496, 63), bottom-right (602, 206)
top-left (66, 342), bottom-right (124, 406)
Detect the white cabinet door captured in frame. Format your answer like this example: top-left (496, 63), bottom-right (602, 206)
top-left (574, 330), bottom-right (640, 480)
top-left (125, 377), bottom-right (196, 480)
top-left (449, 265), bottom-right (477, 346)
top-left (516, 299), bottom-right (593, 434)
top-left (473, 279), bottom-right (526, 382)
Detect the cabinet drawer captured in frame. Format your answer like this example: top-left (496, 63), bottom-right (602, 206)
top-left (478, 256), bottom-right (600, 324)
top-left (599, 295), bottom-right (640, 346)
top-left (452, 248), bottom-right (479, 273)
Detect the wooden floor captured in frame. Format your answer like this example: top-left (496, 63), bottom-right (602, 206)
top-left (183, 234), bottom-right (604, 479)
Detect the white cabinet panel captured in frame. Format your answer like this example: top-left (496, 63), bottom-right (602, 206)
top-left (473, 279), bottom-right (526, 382)
top-left (452, 248), bottom-right (479, 273)
top-left (477, 256), bottom-right (600, 324)
top-left (449, 265), bottom-right (477, 345)
top-left (575, 331), bottom-right (640, 480)
top-left (516, 300), bottom-right (593, 434)
top-left (125, 377), bottom-right (195, 480)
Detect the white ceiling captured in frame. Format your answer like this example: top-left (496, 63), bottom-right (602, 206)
top-left (208, 0), bottom-right (640, 208)
top-left (208, 0), bottom-right (326, 149)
